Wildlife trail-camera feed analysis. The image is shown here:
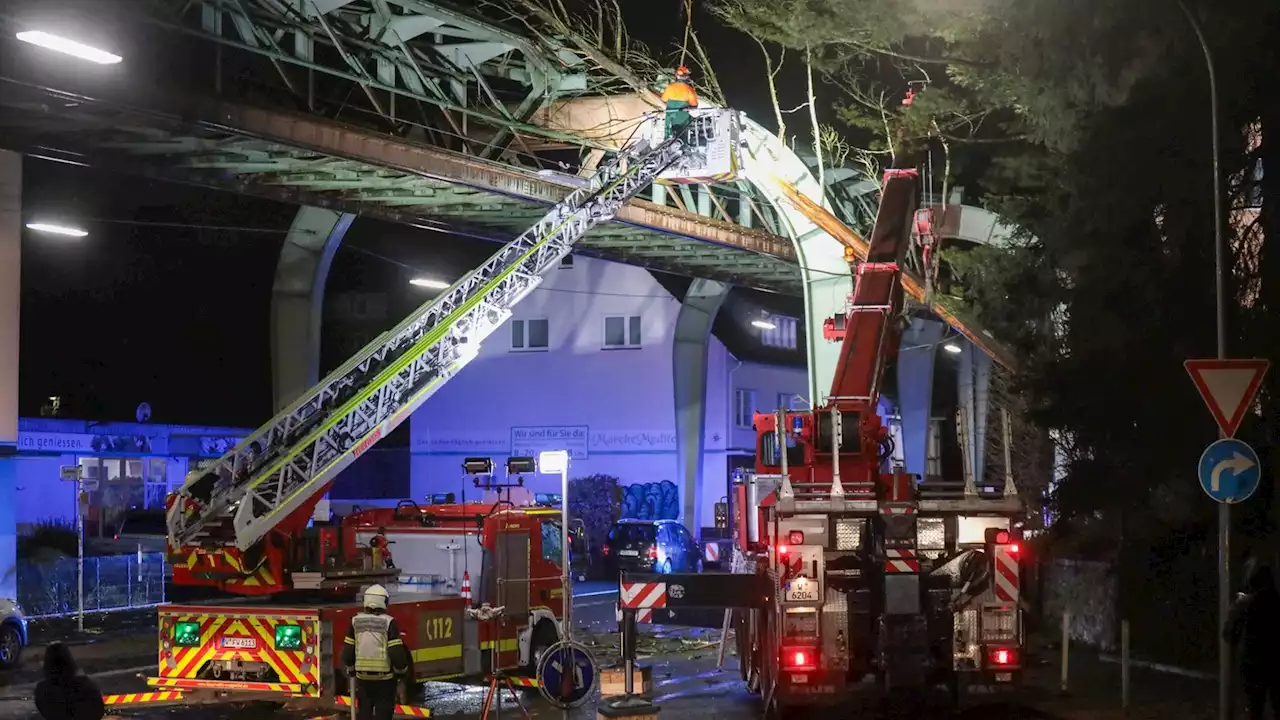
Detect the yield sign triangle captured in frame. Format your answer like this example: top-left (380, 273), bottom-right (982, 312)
top-left (1184, 359), bottom-right (1270, 438)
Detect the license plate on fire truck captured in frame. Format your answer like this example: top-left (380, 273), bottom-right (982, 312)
top-left (785, 576), bottom-right (819, 603)
top-left (221, 637), bottom-right (258, 649)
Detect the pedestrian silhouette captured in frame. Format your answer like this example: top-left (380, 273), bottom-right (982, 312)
top-left (34, 643), bottom-right (104, 720)
top-left (1224, 562), bottom-right (1280, 720)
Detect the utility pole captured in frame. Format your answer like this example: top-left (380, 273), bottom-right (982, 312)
top-left (1176, 3), bottom-right (1229, 719)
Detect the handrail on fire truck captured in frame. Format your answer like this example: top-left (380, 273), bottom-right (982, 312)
top-left (166, 129), bottom-right (699, 553)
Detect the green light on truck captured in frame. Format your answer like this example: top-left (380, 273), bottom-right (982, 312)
top-left (173, 621), bottom-right (201, 647)
top-left (274, 624), bottom-right (302, 650)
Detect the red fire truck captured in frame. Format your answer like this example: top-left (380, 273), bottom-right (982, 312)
top-left (616, 168), bottom-right (1026, 717)
top-left (147, 115), bottom-right (735, 710)
top-left (154, 496), bottom-right (567, 703)
top-left (734, 168), bottom-right (1027, 714)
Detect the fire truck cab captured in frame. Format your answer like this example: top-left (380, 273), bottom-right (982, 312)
top-left (345, 499), bottom-right (569, 670)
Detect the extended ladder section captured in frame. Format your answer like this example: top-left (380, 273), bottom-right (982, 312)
top-left (168, 134), bottom-right (689, 552)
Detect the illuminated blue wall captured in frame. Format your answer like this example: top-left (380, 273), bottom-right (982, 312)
top-left (12, 418), bottom-right (250, 530)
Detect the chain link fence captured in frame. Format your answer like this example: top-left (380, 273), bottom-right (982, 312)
top-left (17, 552), bottom-right (167, 618)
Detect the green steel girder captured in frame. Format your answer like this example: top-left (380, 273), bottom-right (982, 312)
top-left (0, 77), bottom-right (803, 293)
top-left (145, 0), bottom-right (615, 155)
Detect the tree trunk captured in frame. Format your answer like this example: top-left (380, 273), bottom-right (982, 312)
top-left (805, 45), bottom-right (824, 194)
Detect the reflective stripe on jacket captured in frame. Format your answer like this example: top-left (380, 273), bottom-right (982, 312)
top-left (342, 610), bottom-right (410, 681)
top-left (348, 612), bottom-right (408, 680)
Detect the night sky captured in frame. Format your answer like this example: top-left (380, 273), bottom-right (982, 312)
top-left (15, 1), bottom-right (807, 429)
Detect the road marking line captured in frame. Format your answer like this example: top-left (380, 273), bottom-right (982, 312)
top-left (574, 589), bottom-right (618, 598)
top-left (93, 664), bottom-right (154, 679)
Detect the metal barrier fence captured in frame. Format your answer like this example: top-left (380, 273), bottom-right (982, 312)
top-left (18, 552), bottom-right (167, 618)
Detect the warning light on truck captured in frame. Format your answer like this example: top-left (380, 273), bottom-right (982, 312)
top-left (274, 624), bottom-right (303, 650)
top-left (783, 648), bottom-right (816, 670)
top-left (173, 621), bottom-right (201, 647)
top-left (988, 647), bottom-right (1018, 666)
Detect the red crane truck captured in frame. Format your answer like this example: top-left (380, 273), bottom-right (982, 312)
top-left (736, 167), bottom-right (1026, 714)
top-left (617, 167), bottom-right (1026, 717)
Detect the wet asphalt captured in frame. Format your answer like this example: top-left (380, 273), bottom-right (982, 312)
top-left (0, 585), bottom-right (1060, 719)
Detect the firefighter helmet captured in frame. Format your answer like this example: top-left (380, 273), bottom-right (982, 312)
top-left (675, 66), bottom-right (691, 80)
top-left (364, 584), bottom-right (389, 610)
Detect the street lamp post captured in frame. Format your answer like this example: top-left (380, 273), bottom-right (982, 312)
top-left (1176, 3), bottom-right (1229, 720)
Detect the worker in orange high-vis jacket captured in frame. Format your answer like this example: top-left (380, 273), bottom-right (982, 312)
top-left (661, 66), bottom-right (698, 140)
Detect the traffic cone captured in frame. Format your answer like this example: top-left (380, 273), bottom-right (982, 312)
top-left (461, 571), bottom-right (472, 602)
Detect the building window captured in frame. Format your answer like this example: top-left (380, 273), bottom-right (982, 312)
top-left (511, 318), bottom-right (550, 351)
top-left (559, 255), bottom-right (574, 268)
top-left (734, 389), bottom-right (757, 429)
top-left (604, 315), bottom-right (642, 349)
top-left (760, 315), bottom-right (798, 350)
top-left (777, 392), bottom-right (797, 412)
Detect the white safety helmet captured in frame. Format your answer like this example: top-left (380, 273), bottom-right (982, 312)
top-left (364, 584), bottom-right (389, 611)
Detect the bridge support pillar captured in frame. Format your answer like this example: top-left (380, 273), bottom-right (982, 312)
top-left (271, 207), bottom-right (354, 411)
top-left (673, 278), bottom-right (729, 530)
top-left (957, 341), bottom-right (992, 486)
top-left (271, 207), bottom-right (352, 521)
top-left (0, 150), bottom-right (20, 599)
top-left (896, 318), bottom-right (943, 480)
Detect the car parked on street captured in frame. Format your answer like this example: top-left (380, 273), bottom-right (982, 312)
top-left (0, 598), bottom-right (28, 670)
top-left (603, 518), bottom-right (701, 575)
top-left (87, 509), bottom-right (169, 556)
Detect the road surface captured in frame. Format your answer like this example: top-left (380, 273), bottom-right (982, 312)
top-left (0, 585), bottom-right (1060, 719)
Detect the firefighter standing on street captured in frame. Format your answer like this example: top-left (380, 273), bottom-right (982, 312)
top-left (343, 585), bottom-right (412, 720)
top-left (661, 66), bottom-right (698, 139)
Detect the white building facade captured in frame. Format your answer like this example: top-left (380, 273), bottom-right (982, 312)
top-left (408, 255), bottom-right (807, 530)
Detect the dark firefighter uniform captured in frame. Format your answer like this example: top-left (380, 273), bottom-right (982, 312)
top-left (342, 585), bottom-right (412, 720)
top-left (1224, 562), bottom-right (1280, 720)
top-left (661, 66), bottom-right (698, 140)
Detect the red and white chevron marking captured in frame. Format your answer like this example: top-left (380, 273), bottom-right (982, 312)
top-left (704, 543), bottom-right (720, 563)
top-left (620, 581), bottom-right (667, 609)
top-left (615, 606), bottom-right (654, 623)
top-left (879, 505), bottom-right (917, 516)
top-left (993, 547), bottom-right (1020, 602)
top-left (884, 548), bottom-right (920, 573)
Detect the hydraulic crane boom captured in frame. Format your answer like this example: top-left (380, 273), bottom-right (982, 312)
top-left (167, 134), bottom-right (689, 553)
top-left (825, 168), bottom-right (919, 411)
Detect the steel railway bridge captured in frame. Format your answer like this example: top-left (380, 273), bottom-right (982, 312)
top-left (0, 0), bottom-right (1026, 549)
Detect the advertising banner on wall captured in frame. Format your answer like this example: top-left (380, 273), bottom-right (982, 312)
top-left (17, 432), bottom-right (96, 453)
top-left (589, 430), bottom-right (678, 454)
top-left (413, 427), bottom-right (720, 458)
top-left (511, 425), bottom-right (589, 459)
